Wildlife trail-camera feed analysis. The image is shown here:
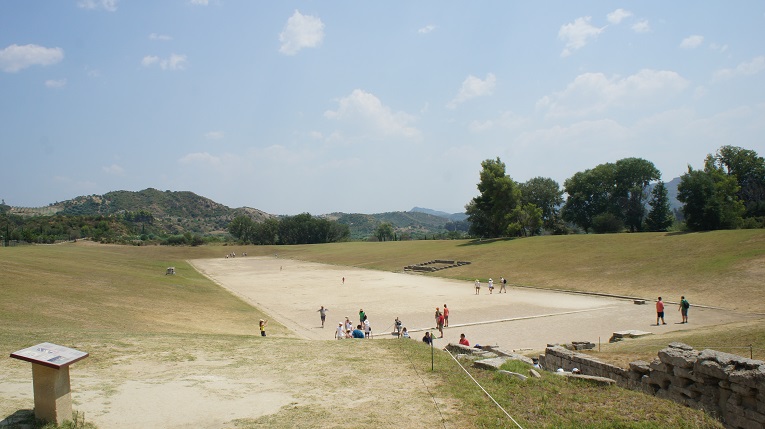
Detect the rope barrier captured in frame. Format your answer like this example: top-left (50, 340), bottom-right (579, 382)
top-left (398, 339), bottom-right (448, 429)
top-left (444, 348), bottom-right (524, 429)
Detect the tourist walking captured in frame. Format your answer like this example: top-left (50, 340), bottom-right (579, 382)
top-left (437, 312), bottom-right (445, 338)
top-left (359, 309), bottom-right (366, 325)
top-left (434, 307), bottom-right (441, 329)
top-left (335, 323), bottom-right (344, 340)
top-left (656, 297), bottom-right (666, 325)
top-left (363, 317), bottom-right (372, 338)
top-left (679, 296), bottom-right (690, 323)
top-left (488, 278), bottom-right (494, 294)
top-left (499, 276), bottom-right (507, 293)
top-left (443, 304), bottom-right (450, 327)
top-left (474, 279), bottom-right (481, 295)
top-left (259, 319), bottom-right (268, 336)
top-left (317, 305), bottom-right (328, 328)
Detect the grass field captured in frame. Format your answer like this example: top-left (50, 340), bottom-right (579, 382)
top-left (3, 230), bottom-right (762, 428)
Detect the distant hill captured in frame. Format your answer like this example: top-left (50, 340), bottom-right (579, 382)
top-left (6, 189), bottom-right (463, 240)
top-left (8, 188), bottom-right (272, 236)
top-left (410, 207), bottom-right (468, 221)
top-left (322, 210), bottom-right (465, 240)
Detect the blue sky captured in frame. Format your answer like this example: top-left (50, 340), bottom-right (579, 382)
top-left (2, 1), bottom-right (764, 215)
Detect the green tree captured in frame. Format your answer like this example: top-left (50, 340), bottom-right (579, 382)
top-left (465, 157), bottom-right (521, 238)
top-left (375, 223), bottom-right (395, 241)
top-left (645, 181), bottom-right (675, 232)
top-left (614, 158), bottom-right (661, 232)
top-left (507, 203), bottom-right (543, 237)
top-left (519, 177), bottom-right (563, 232)
top-left (562, 158), bottom-right (660, 233)
top-left (228, 216), bottom-right (255, 243)
top-left (677, 156), bottom-right (745, 231)
top-left (562, 164), bottom-right (617, 233)
top-left (713, 145), bottom-right (765, 218)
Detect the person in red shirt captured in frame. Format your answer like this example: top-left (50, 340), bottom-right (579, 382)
top-left (459, 333), bottom-right (470, 347)
top-left (437, 312), bottom-right (445, 338)
top-left (443, 304), bottom-right (450, 327)
top-left (656, 297), bottom-right (667, 325)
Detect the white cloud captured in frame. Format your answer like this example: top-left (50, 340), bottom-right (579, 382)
top-left (204, 131), bottom-right (225, 140)
top-left (714, 56), bottom-right (765, 81)
top-left (710, 43), bottom-right (728, 53)
top-left (537, 69), bottom-right (689, 118)
top-left (190, 0), bottom-right (208, 4)
top-left (469, 111), bottom-right (527, 133)
top-left (0, 44), bottom-right (64, 73)
top-left (607, 9), bottom-right (632, 24)
top-left (102, 164), bottom-right (125, 176)
top-left (149, 33), bottom-right (172, 41)
top-left (324, 89), bottom-right (420, 139)
top-left (558, 16), bottom-right (604, 57)
top-left (418, 25), bottom-right (436, 34)
top-left (77, 0), bottom-right (118, 12)
top-left (632, 20), bottom-right (650, 33)
top-left (179, 152), bottom-right (221, 167)
top-left (44, 79), bottom-right (67, 88)
top-left (680, 35), bottom-right (704, 49)
top-left (279, 10), bottom-right (324, 56)
top-left (141, 54), bottom-right (188, 70)
top-left (446, 73), bottom-right (496, 109)
top-left (141, 55), bottom-right (159, 67)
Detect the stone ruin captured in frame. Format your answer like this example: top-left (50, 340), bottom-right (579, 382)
top-left (403, 259), bottom-right (471, 272)
top-left (540, 342), bottom-right (765, 429)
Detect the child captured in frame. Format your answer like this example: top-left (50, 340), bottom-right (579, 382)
top-left (259, 319), bottom-right (268, 336)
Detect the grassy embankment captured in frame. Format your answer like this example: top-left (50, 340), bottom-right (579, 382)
top-left (3, 230), bottom-right (763, 428)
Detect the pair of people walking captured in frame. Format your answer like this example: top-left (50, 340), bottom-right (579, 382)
top-left (656, 296), bottom-right (690, 325)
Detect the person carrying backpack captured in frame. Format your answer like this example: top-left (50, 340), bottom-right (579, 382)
top-left (679, 296), bottom-right (690, 324)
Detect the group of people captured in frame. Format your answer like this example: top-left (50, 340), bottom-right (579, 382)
top-left (474, 276), bottom-right (508, 294)
top-left (434, 305), bottom-right (449, 338)
top-left (333, 309), bottom-right (373, 339)
top-left (655, 296), bottom-right (691, 325)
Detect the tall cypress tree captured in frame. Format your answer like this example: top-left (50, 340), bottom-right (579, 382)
top-left (645, 181), bottom-right (674, 232)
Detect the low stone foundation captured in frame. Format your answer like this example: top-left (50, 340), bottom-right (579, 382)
top-left (540, 343), bottom-right (765, 429)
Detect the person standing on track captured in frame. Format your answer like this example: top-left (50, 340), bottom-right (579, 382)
top-left (499, 276), bottom-right (507, 293)
top-left (679, 296), bottom-right (690, 323)
top-left (443, 304), bottom-right (450, 327)
top-left (317, 305), bottom-right (328, 328)
top-left (656, 297), bottom-right (666, 325)
top-left (474, 279), bottom-right (481, 295)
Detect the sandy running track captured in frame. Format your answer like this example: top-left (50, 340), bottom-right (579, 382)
top-left (190, 256), bottom-right (750, 350)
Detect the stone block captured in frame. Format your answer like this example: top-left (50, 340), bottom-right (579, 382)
top-left (729, 366), bottom-right (765, 389)
top-left (730, 382), bottom-right (757, 397)
top-left (659, 345), bottom-right (699, 368)
top-left (498, 370), bottom-right (528, 381)
top-left (649, 360), bottom-right (668, 373)
top-left (673, 366), bottom-right (702, 383)
top-left (473, 357), bottom-right (509, 371)
top-left (695, 359), bottom-right (729, 380)
top-left (555, 372), bottom-right (616, 386)
top-left (528, 369), bottom-right (541, 378)
top-left (629, 360), bottom-right (651, 375)
top-left (667, 342), bottom-right (695, 351)
top-left (609, 330), bottom-right (653, 343)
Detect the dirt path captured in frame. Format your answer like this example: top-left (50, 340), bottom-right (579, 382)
top-left (2, 256), bottom-right (754, 428)
top-left (191, 256), bottom-right (754, 350)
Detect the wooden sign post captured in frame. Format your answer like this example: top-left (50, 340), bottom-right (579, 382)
top-left (10, 342), bottom-right (89, 425)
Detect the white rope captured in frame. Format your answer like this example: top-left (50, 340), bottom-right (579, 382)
top-left (445, 348), bottom-right (524, 429)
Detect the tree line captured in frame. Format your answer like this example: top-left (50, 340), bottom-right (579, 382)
top-left (466, 145), bottom-right (764, 237)
top-left (228, 213), bottom-right (350, 245)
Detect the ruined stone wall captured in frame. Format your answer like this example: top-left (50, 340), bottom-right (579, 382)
top-left (540, 343), bottom-right (765, 429)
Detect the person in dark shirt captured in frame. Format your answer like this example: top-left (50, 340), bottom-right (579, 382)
top-left (422, 331), bottom-right (432, 345)
top-left (352, 325), bottom-right (365, 338)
